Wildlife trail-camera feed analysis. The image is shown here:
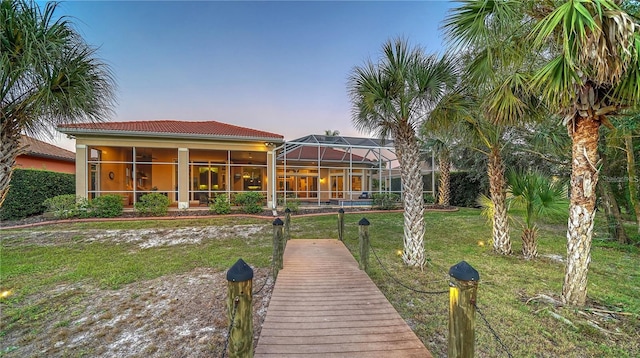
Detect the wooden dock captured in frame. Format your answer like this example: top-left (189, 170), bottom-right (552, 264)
top-left (255, 239), bottom-right (432, 357)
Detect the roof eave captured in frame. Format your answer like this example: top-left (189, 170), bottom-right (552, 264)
top-left (57, 128), bottom-right (284, 143)
top-left (23, 152), bottom-right (75, 162)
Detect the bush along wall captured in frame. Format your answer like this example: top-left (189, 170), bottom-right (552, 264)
top-left (449, 171), bottom-right (488, 207)
top-left (0, 169), bottom-right (75, 220)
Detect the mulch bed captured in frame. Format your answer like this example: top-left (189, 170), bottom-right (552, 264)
top-left (1, 205), bottom-right (458, 229)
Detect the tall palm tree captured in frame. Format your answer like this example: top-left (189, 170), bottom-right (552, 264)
top-left (1, 0), bottom-right (116, 206)
top-left (446, 0), bottom-right (640, 306)
top-left (528, 0), bottom-right (640, 306)
top-left (348, 38), bottom-right (457, 267)
top-left (465, 117), bottom-right (512, 255)
top-left (507, 170), bottom-right (568, 260)
top-left (422, 86), bottom-right (473, 207)
top-left (444, 3), bottom-right (544, 256)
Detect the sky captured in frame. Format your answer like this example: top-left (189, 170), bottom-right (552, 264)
top-left (46, 0), bottom-right (456, 151)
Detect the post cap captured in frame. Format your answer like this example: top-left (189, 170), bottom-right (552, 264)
top-left (449, 261), bottom-right (480, 281)
top-left (358, 217), bottom-right (370, 226)
top-left (284, 208), bottom-right (291, 213)
top-left (338, 208), bottom-right (345, 214)
top-left (227, 258), bottom-right (254, 282)
top-left (273, 218), bottom-right (284, 226)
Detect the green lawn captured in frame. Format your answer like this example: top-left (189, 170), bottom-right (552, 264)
top-left (1, 209), bottom-right (638, 357)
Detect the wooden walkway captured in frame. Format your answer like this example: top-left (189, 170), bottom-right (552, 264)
top-left (255, 239), bottom-right (432, 357)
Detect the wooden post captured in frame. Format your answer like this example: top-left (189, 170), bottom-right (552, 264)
top-left (226, 258), bottom-right (254, 358)
top-left (337, 208), bottom-right (345, 241)
top-left (358, 217), bottom-right (370, 272)
top-left (284, 208), bottom-right (291, 242)
top-left (272, 218), bottom-right (284, 279)
top-left (448, 261), bottom-right (479, 358)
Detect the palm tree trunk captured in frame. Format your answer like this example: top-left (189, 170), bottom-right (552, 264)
top-left (395, 125), bottom-right (426, 267)
top-left (624, 134), bottom-right (640, 235)
top-left (437, 151), bottom-right (451, 206)
top-left (0, 127), bottom-right (22, 207)
top-left (488, 147), bottom-right (511, 255)
top-left (599, 147), bottom-right (629, 244)
top-left (521, 227), bottom-right (538, 260)
top-left (563, 115), bottom-right (599, 306)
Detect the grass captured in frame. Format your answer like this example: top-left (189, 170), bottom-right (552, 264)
top-left (1, 209), bottom-right (638, 357)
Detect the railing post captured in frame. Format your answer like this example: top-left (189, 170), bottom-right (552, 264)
top-left (272, 218), bottom-right (284, 279)
top-left (337, 208), bottom-right (345, 241)
top-left (284, 208), bottom-right (291, 242)
top-left (226, 258), bottom-right (254, 358)
top-left (358, 217), bottom-right (370, 272)
top-left (448, 261), bottom-right (479, 358)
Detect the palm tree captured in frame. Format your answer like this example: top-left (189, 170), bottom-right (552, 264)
top-left (445, 0), bottom-right (640, 306)
top-left (348, 38), bottom-right (457, 267)
top-left (528, 0), bottom-right (640, 306)
top-left (423, 135), bottom-right (453, 206)
top-left (465, 117), bottom-right (512, 255)
top-left (422, 86), bottom-right (473, 207)
top-left (444, 5), bottom-right (544, 256)
top-left (0, 0), bottom-right (116, 206)
top-left (507, 170), bottom-right (568, 260)
top-left (324, 129), bottom-right (340, 136)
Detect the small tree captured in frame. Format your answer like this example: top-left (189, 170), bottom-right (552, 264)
top-left (507, 170), bottom-right (567, 259)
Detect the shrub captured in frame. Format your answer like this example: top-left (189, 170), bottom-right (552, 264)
top-left (43, 194), bottom-right (79, 219)
top-left (210, 194), bottom-right (231, 215)
top-left (233, 192), bottom-right (264, 214)
top-left (423, 193), bottom-right (435, 204)
top-left (285, 198), bottom-right (301, 213)
top-left (91, 194), bottom-right (124, 218)
top-left (134, 193), bottom-right (170, 216)
top-left (0, 169), bottom-right (75, 220)
top-left (372, 193), bottom-right (400, 210)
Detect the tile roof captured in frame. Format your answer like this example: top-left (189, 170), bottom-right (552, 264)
top-left (19, 135), bottom-right (75, 162)
top-left (58, 120), bottom-right (284, 140)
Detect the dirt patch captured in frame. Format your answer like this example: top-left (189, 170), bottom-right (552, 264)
top-left (1, 267), bottom-right (273, 357)
top-left (1, 223), bottom-right (275, 357)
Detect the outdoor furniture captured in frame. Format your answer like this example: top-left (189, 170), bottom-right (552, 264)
top-left (198, 193), bottom-right (210, 206)
top-left (358, 192), bottom-right (369, 199)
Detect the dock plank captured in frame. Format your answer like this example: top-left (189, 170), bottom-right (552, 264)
top-left (254, 239), bottom-right (432, 357)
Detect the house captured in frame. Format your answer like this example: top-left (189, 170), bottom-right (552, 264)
top-left (16, 135), bottom-right (75, 174)
top-left (58, 120), bottom-right (431, 209)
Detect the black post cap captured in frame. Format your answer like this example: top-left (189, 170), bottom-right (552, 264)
top-left (449, 261), bottom-right (480, 281)
top-left (338, 208), bottom-right (345, 214)
top-left (284, 208), bottom-right (291, 213)
top-left (227, 258), bottom-right (254, 282)
top-left (273, 218), bottom-right (284, 226)
top-left (358, 217), bottom-right (370, 226)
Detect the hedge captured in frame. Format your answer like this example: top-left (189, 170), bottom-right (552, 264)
top-left (1, 169), bottom-right (75, 220)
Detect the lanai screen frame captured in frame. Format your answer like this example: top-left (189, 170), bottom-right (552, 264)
top-left (275, 134), bottom-right (436, 206)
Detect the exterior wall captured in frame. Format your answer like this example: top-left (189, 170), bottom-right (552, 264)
top-left (69, 134), bottom-right (401, 208)
top-left (15, 156), bottom-right (75, 174)
top-left (73, 135), bottom-right (276, 208)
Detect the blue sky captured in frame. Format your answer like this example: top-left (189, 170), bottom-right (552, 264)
top-left (49, 1), bottom-right (456, 150)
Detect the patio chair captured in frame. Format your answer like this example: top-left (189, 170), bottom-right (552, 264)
top-left (198, 193), bottom-right (210, 206)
